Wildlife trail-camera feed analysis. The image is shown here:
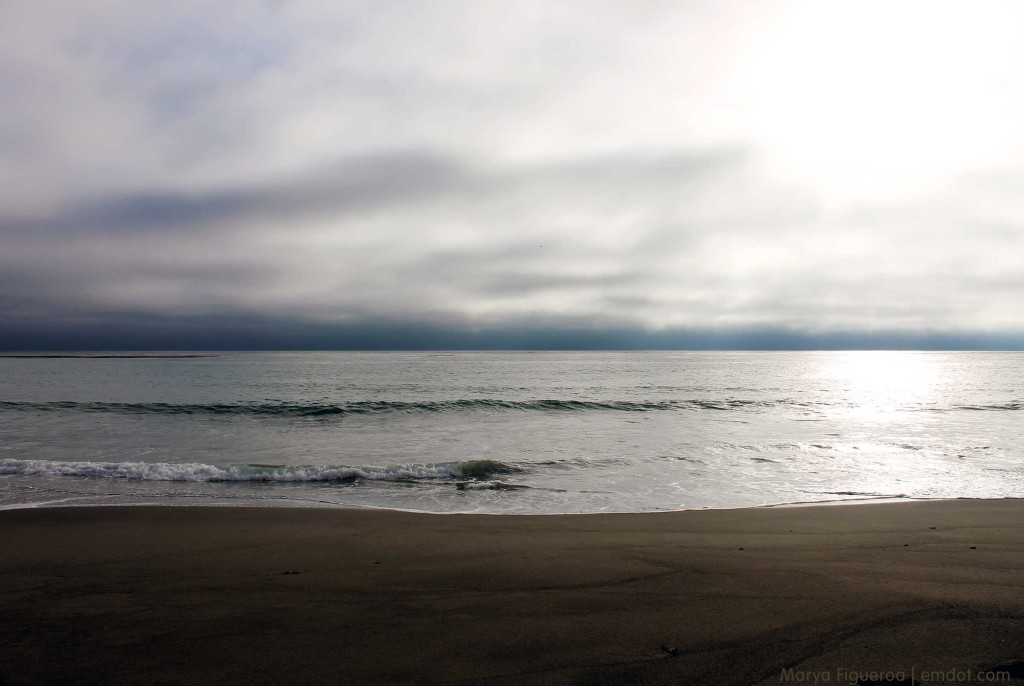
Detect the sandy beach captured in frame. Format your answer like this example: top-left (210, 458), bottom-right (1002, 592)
top-left (1, 500), bottom-right (1023, 685)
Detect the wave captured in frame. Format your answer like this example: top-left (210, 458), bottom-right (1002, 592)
top-left (0, 458), bottom-right (524, 484)
top-left (0, 398), bottom-right (802, 417)
top-left (951, 402), bottom-right (1022, 412)
top-left (3, 398), bottom-right (1020, 418)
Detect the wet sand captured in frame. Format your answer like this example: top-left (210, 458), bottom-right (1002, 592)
top-left (1, 500), bottom-right (1023, 685)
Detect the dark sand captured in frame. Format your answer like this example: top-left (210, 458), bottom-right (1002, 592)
top-left (2, 500), bottom-right (1023, 685)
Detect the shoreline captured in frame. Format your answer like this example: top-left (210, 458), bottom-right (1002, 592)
top-left (0, 491), bottom-right (1005, 515)
top-left (3, 499), bottom-right (1024, 684)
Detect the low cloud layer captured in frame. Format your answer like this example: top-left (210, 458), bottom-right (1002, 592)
top-left (3, 1), bottom-right (1024, 349)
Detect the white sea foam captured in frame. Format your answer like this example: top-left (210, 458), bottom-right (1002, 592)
top-left (0, 459), bottom-right (510, 483)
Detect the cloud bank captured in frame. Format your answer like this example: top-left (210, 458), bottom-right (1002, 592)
top-left (2, 1), bottom-right (1024, 349)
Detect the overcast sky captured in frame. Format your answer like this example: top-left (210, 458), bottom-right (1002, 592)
top-left (3, 1), bottom-right (1024, 349)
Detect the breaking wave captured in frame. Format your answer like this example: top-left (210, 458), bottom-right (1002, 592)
top-left (0, 458), bottom-right (524, 484)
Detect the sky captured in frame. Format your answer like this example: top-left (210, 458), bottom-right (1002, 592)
top-left (2, 0), bottom-right (1024, 350)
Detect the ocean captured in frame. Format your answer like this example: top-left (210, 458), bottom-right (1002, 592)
top-left (1, 351), bottom-right (1021, 513)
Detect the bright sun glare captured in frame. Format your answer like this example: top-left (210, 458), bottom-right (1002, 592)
top-left (738, 0), bottom-right (1024, 201)
top-left (825, 352), bottom-right (939, 419)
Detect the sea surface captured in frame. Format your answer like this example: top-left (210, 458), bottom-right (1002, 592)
top-left (1, 351), bottom-right (1021, 513)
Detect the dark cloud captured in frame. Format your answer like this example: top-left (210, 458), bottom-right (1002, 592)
top-left (2, 313), bottom-right (1022, 352)
top-left (0, 145), bottom-right (748, 328)
top-left (3, 146), bottom-right (740, 239)
top-left (1, 151), bottom-right (465, 237)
